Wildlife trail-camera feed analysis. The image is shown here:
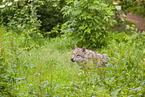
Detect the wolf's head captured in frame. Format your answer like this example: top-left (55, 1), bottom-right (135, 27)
top-left (71, 45), bottom-right (86, 62)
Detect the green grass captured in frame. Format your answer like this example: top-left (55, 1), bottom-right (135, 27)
top-left (15, 36), bottom-right (145, 96)
top-left (14, 45), bottom-right (111, 96)
top-left (0, 26), bottom-right (145, 96)
top-left (15, 49), bottom-right (77, 96)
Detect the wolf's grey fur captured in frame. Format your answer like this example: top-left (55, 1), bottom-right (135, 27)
top-left (71, 45), bottom-right (108, 68)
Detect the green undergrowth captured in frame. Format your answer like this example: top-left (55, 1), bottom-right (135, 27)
top-left (0, 26), bottom-right (145, 96)
top-left (15, 32), bottom-right (145, 96)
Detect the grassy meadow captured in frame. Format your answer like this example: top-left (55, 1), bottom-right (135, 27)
top-left (0, 26), bottom-right (145, 96)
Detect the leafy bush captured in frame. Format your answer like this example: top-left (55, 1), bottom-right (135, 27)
top-left (0, 27), bottom-right (17, 96)
top-left (62, 0), bottom-right (116, 48)
top-left (0, 0), bottom-right (44, 44)
top-left (8, 1), bottom-right (41, 37)
top-left (0, 0), bottom-right (67, 38)
top-left (102, 32), bottom-right (144, 96)
top-left (37, 0), bottom-right (67, 37)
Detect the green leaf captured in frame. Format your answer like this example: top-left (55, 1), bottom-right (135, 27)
top-left (84, 28), bottom-right (91, 33)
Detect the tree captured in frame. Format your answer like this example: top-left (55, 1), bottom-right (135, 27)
top-left (62, 0), bottom-right (116, 48)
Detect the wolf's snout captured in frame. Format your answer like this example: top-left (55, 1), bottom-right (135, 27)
top-left (71, 58), bottom-right (75, 62)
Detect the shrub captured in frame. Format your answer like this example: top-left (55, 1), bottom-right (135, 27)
top-left (0, 27), bottom-right (16, 96)
top-left (0, 0), bottom-right (67, 38)
top-left (62, 0), bottom-right (116, 48)
top-left (0, 0), bottom-right (42, 40)
top-left (37, 0), bottom-right (67, 37)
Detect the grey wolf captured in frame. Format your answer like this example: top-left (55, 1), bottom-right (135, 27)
top-left (71, 45), bottom-right (108, 68)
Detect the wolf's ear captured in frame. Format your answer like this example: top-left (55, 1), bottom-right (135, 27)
top-left (82, 47), bottom-right (86, 52)
top-left (75, 45), bottom-right (78, 48)
top-left (71, 45), bottom-right (77, 50)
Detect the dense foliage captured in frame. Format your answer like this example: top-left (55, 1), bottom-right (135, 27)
top-left (37, 0), bottom-right (66, 37)
top-left (0, 0), bottom-right (66, 37)
top-left (0, 27), bottom-right (18, 96)
top-left (0, 0), bottom-right (145, 96)
top-left (62, 0), bottom-right (116, 48)
top-left (1, 26), bottom-right (144, 96)
top-left (114, 0), bottom-right (145, 17)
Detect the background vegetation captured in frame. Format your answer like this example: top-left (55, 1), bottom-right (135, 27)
top-left (0, 0), bottom-right (145, 96)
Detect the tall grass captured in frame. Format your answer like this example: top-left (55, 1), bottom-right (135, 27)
top-left (14, 45), bottom-right (110, 96)
top-left (14, 47), bottom-right (79, 96)
top-left (0, 27), bottom-right (19, 96)
top-left (0, 26), bottom-right (145, 96)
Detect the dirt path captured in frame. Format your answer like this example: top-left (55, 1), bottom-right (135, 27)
top-left (126, 13), bottom-right (145, 31)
